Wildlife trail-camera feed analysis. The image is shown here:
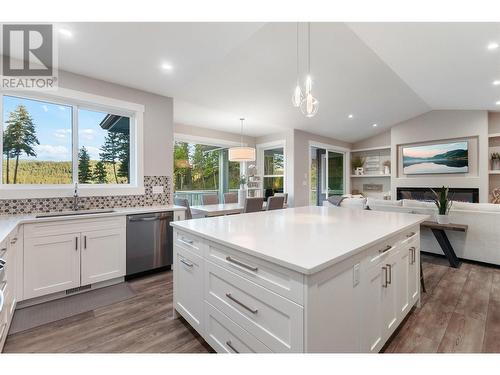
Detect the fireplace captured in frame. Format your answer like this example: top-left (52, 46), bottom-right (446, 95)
top-left (396, 187), bottom-right (479, 203)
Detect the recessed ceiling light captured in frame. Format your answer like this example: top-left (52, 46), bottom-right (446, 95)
top-left (372, 123), bottom-right (378, 127)
top-left (161, 63), bottom-right (174, 71)
top-left (496, 100), bottom-right (500, 105)
top-left (58, 28), bottom-right (73, 38)
top-left (493, 80), bottom-right (500, 86)
top-left (348, 114), bottom-right (353, 119)
top-left (487, 42), bottom-right (499, 50)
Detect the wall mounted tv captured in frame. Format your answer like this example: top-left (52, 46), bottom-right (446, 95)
top-left (402, 141), bottom-right (469, 175)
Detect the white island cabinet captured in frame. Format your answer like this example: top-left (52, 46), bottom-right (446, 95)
top-left (171, 206), bottom-right (428, 353)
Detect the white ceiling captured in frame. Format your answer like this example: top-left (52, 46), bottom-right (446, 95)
top-left (55, 22), bottom-right (500, 142)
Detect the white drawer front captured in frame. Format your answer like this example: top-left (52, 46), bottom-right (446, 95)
top-left (205, 261), bottom-right (303, 353)
top-left (175, 230), bottom-right (206, 256)
top-left (174, 245), bottom-right (204, 333)
top-left (207, 243), bottom-right (304, 305)
top-left (205, 302), bottom-right (271, 353)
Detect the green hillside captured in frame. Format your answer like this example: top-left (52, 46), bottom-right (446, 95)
top-left (2, 160), bottom-right (128, 185)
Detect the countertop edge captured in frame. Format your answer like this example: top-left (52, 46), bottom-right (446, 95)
top-left (0, 205), bottom-right (186, 244)
top-left (171, 214), bottom-right (430, 275)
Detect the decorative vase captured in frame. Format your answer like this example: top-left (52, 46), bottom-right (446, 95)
top-left (238, 187), bottom-right (247, 205)
top-left (384, 166), bottom-right (390, 175)
top-left (437, 214), bottom-right (449, 225)
top-left (493, 159), bottom-right (500, 170)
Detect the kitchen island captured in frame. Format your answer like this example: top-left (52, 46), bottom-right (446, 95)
top-left (170, 206), bottom-right (429, 353)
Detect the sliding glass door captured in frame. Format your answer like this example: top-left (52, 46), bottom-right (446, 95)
top-left (310, 146), bottom-right (345, 206)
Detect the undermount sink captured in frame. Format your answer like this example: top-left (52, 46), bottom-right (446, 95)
top-left (36, 209), bottom-right (115, 218)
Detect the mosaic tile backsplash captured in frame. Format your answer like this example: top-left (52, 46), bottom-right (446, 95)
top-left (0, 176), bottom-right (171, 216)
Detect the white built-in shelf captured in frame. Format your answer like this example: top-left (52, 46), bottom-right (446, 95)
top-left (488, 133), bottom-right (500, 138)
top-left (489, 170), bottom-right (500, 175)
top-left (351, 174), bottom-right (391, 178)
top-left (351, 145), bottom-right (391, 153)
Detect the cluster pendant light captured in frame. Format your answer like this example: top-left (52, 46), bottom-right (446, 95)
top-left (292, 23), bottom-right (319, 117)
top-left (228, 118), bottom-right (256, 162)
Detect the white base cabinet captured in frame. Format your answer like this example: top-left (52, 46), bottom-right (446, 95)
top-left (173, 225), bottom-right (421, 353)
top-left (23, 217), bottom-right (126, 300)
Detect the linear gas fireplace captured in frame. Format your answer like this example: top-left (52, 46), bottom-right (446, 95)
top-left (396, 187), bottom-right (479, 203)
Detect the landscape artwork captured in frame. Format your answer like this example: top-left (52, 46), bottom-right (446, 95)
top-left (402, 141), bottom-right (469, 175)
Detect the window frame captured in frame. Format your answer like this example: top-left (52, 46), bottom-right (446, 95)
top-left (257, 140), bottom-right (287, 196)
top-left (0, 88), bottom-right (144, 199)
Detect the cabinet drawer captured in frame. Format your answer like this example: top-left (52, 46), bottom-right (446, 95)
top-left (174, 245), bottom-right (204, 333)
top-left (175, 230), bottom-right (206, 255)
top-left (207, 243), bottom-right (304, 305)
top-left (205, 302), bottom-right (271, 353)
top-left (24, 216), bottom-right (125, 238)
top-left (205, 261), bottom-right (303, 353)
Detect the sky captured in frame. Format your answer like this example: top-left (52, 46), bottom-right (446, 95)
top-left (403, 141), bottom-right (468, 159)
top-left (2, 95), bottom-right (109, 161)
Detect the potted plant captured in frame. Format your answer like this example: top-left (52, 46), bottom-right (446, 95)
top-left (431, 186), bottom-right (453, 224)
top-left (351, 156), bottom-right (365, 175)
top-left (382, 160), bottom-right (391, 175)
top-left (491, 152), bottom-right (500, 170)
top-left (238, 175), bottom-right (247, 204)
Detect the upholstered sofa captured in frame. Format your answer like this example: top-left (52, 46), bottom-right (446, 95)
top-left (323, 197), bottom-right (500, 266)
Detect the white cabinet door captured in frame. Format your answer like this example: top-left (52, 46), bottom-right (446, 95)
top-left (363, 264), bottom-right (385, 353)
top-left (24, 233), bottom-right (81, 299)
top-left (174, 245), bottom-right (204, 333)
top-left (381, 251), bottom-right (399, 339)
top-left (408, 246), bottom-right (419, 305)
top-left (81, 228), bottom-right (126, 286)
top-left (396, 246), bottom-right (411, 317)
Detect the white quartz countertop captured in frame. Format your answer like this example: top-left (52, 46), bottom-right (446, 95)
top-left (0, 205), bottom-right (186, 244)
top-left (171, 206), bottom-right (429, 274)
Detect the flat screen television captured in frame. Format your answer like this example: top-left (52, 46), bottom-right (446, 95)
top-left (402, 141), bottom-right (469, 175)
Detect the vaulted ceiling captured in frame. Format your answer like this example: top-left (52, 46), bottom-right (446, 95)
top-left (55, 22), bottom-right (500, 142)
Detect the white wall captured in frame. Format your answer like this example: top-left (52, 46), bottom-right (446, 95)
top-left (390, 110), bottom-right (489, 202)
top-left (59, 71), bottom-right (173, 178)
top-left (352, 130), bottom-right (391, 150)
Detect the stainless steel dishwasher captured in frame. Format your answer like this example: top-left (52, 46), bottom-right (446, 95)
top-left (126, 211), bottom-right (173, 278)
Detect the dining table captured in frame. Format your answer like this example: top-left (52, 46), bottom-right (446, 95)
top-left (190, 201), bottom-right (286, 217)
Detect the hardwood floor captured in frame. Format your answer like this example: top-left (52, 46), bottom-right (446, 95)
top-left (4, 254), bottom-right (500, 353)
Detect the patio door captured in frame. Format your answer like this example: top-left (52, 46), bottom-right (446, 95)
top-left (310, 146), bottom-right (345, 206)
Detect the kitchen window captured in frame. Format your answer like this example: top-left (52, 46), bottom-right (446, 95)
top-left (0, 90), bottom-right (143, 198)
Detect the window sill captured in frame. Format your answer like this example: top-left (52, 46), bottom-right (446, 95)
top-left (0, 185), bottom-right (145, 200)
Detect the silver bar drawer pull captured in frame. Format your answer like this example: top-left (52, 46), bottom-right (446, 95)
top-left (386, 264), bottom-right (392, 285)
top-left (225, 256), bottom-right (258, 272)
top-left (226, 340), bottom-right (239, 353)
top-left (225, 293), bottom-right (258, 314)
top-left (407, 232), bottom-right (416, 238)
top-left (382, 266), bottom-right (388, 288)
top-left (179, 237), bottom-right (195, 246)
top-left (378, 245), bottom-right (392, 254)
top-left (180, 259), bottom-right (194, 267)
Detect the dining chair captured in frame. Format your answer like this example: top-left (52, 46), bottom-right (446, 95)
top-left (201, 194), bottom-right (219, 205)
top-left (274, 192), bottom-right (288, 204)
top-left (174, 197), bottom-right (193, 220)
top-left (224, 192), bottom-right (238, 204)
top-left (266, 196), bottom-right (285, 211)
top-left (244, 197), bottom-right (264, 213)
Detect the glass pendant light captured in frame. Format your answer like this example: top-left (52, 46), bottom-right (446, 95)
top-left (300, 23), bottom-right (319, 117)
top-left (291, 23), bottom-right (303, 107)
top-left (229, 118), bottom-right (256, 162)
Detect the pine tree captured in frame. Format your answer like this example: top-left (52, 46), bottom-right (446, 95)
top-left (99, 131), bottom-right (122, 183)
top-left (117, 133), bottom-right (130, 183)
top-left (78, 146), bottom-right (92, 183)
top-left (4, 105), bottom-right (39, 184)
top-left (93, 161), bottom-right (107, 184)
top-left (2, 128), bottom-right (13, 184)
